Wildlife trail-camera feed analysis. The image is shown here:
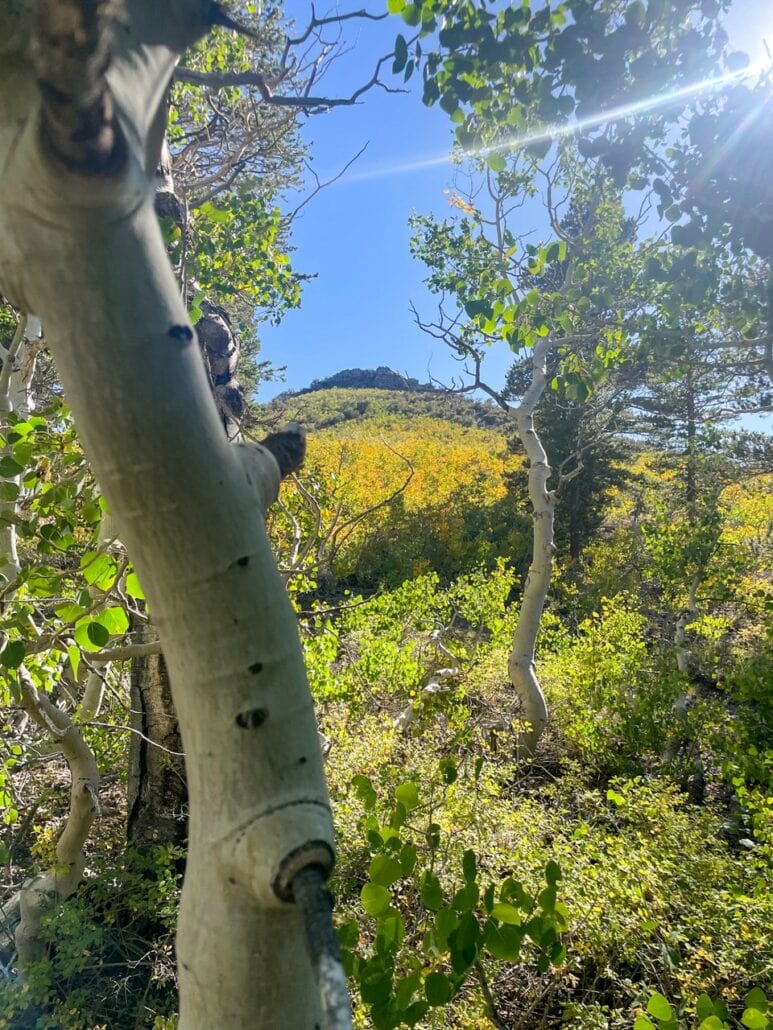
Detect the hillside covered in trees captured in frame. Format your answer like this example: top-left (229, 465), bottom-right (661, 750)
top-left (0, 1), bottom-right (771, 1029)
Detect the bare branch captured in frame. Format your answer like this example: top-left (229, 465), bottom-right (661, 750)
top-left (328, 439), bottom-right (415, 559)
top-left (88, 640), bottom-right (162, 663)
top-left (85, 721), bottom-right (186, 757)
top-left (290, 143), bottom-right (369, 221)
top-left (175, 51), bottom-right (406, 111)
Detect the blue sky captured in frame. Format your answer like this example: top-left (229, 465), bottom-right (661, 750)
top-left (258, 0), bottom-right (773, 403)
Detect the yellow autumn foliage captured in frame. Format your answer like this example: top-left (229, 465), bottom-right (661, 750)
top-left (274, 416), bottom-right (528, 586)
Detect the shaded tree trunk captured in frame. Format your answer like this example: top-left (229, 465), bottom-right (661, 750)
top-left (127, 623), bottom-right (187, 850)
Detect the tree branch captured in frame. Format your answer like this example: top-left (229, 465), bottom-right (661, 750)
top-left (175, 54), bottom-right (406, 111)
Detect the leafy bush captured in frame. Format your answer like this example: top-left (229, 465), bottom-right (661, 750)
top-left (0, 845), bottom-right (183, 1030)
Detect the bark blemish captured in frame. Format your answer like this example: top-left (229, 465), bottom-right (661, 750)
top-left (167, 324), bottom-right (193, 343)
top-left (248, 661), bottom-right (263, 674)
top-left (235, 707), bottom-right (268, 730)
top-left (236, 555), bottom-right (249, 567)
top-left (298, 756), bottom-right (307, 765)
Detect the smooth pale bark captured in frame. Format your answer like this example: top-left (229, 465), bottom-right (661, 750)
top-left (0, 316), bottom-right (30, 586)
top-left (0, 9), bottom-right (338, 1027)
top-left (507, 336), bottom-right (553, 757)
top-left (15, 668), bottom-right (100, 965)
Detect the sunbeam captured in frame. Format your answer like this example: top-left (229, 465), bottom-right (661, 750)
top-left (341, 59), bottom-right (770, 185)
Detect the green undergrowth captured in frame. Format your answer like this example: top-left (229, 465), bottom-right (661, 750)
top-left (3, 568), bottom-right (770, 1028)
top-left (311, 571), bottom-right (773, 1028)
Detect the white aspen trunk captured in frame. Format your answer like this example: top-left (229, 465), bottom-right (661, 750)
top-left (0, 10), bottom-right (340, 1026)
top-left (15, 667), bottom-right (100, 965)
top-left (0, 317), bottom-right (28, 587)
top-left (507, 336), bottom-right (554, 757)
top-left (1, 313), bottom-right (42, 588)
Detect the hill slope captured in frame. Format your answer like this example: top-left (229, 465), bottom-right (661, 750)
top-left (261, 368), bottom-right (510, 432)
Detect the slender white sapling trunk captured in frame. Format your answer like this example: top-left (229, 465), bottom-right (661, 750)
top-left (508, 336), bottom-right (553, 757)
top-left (14, 668), bottom-right (100, 966)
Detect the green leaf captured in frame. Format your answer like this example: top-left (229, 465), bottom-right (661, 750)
top-left (337, 918), bottom-right (359, 949)
top-left (95, 606), bottom-right (129, 636)
top-left (400, 843), bottom-right (417, 876)
top-left (0, 641), bottom-right (25, 669)
top-left (696, 995), bottom-right (715, 1021)
top-left (484, 920), bottom-right (522, 961)
top-left (402, 1001), bottom-right (430, 1026)
top-left (745, 990), bottom-right (769, 1014)
top-left (486, 152), bottom-right (506, 173)
top-left (74, 619), bottom-right (110, 652)
top-left (55, 602), bottom-right (86, 623)
top-left (448, 911), bottom-right (479, 972)
top-left (87, 622), bottom-right (110, 647)
top-left (544, 859), bottom-right (562, 885)
top-left (699, 1018), bottom-right (726, 1030)
top-left (125, 571), bottom-right (145, 600)
top-left (67, 644), bottom-right (80, 681)
top-left (526, 137), bottom-right (551, 160)
top-left (189, 290), bottom-right (205, 325)
top-left (634, 1019), bottom-right (656, 1030)
top-left (434, 907), bottom-right (459, 946)
top-left (624, 1), bottom-right (645, 25)
top-left (376, 910), bottom-right (404, 952)
top-left (538, 885), bottom-right (557, 913)
top-left (0, 456), bottom-right (23, 477)
top-left (501, 878), bottom-right (532, 910)
top-left (352, 774), bottom-right (377, 810)
top-left (361, 882), bottom-right (391, 916)
top-left (79, 551), bottom-right (118, 590)
top-left (387, 0), bottom-right (405, 11)
top-left (401, 3), bottom-right (420, 25)
top-left (647, 993), bottom-right (674, 1022)
top-left (544, 241), bottom-right (566, 264)
top-left (462, 849), bottom-right (476, 883)
top-left (452, 883), bottom-right (478, 912)
top-left (741, 1010), bottom-right (768, 1030)
top-left (0, 481), bottom-right (20, 501)
top-left (424, 972), bottom-right (453, 1006)
top-left (394, 972), bottom-right (420, 1010)
top-left (393, 33), bottom-right (408, 74)
top-left (395, 781), bottom-right (419, 810)
top-left (491, 903), bottom-right (521, 925)
top-left (439, 92), bottom-right (459, 116)
top-left (369, 855), bottom-right (402, 887)
top-left (420, 870), bottom-right (443, 911)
